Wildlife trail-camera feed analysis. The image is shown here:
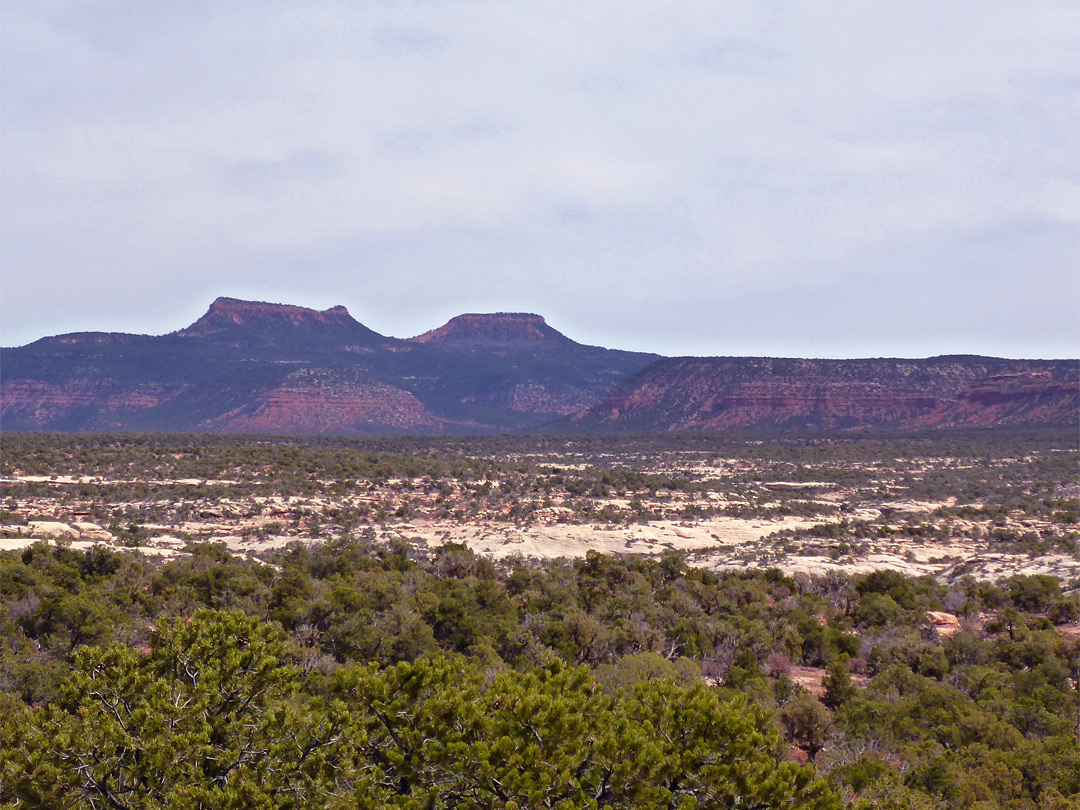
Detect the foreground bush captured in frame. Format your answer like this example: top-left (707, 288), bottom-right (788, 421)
top-left (1, 609), bottom-right (840, 810)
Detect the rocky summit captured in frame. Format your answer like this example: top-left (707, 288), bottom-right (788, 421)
top-left (175, 297), bottom-right (388, 351)
top-left (411, 313), bottom-right (575, 351)
top-left (1, 299), bottom-right (1076, 434)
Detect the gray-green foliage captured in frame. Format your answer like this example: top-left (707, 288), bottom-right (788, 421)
top-left (1, 533), bottom-right (1078, 809)
top-left (2, 609), bottom-right (840, 810)
top-left (2, 610), bottom-right (352, 809)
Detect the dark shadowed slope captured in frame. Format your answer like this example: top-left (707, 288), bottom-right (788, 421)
top-left (402, 313), bottom-right (660, 424)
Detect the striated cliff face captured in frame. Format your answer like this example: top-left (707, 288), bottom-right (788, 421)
top-left (0, 379), bottom-right (118, 429)
top-left (197, 369), bottom-right (448, 434)
top-left (567, 357), bottom-right (1080, 432)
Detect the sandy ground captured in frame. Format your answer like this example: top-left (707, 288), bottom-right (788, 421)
top-left (392, 515), bottom-right (822, 560)
top-left (5, 509), bottom-right (1078, 582)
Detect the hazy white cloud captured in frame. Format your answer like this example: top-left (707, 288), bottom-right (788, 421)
top-left (2, 0), bottom-right (1077, 357)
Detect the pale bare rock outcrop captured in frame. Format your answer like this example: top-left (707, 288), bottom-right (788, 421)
top-left (26, 521), bottom-right (80, 539)
top-left (926, 611), bottom-right (962, 637)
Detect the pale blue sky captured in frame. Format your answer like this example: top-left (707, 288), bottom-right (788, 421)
top-left (2, 1), bottom-right (1077, 358)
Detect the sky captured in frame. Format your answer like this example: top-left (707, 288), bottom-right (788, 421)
top-left (2, 1), bottom-right (1078, 358)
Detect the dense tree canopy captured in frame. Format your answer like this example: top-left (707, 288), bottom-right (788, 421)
top-left (3, 608), bottom-right (842, 809)
top-left (1, 536), bottom-right (1077, 809)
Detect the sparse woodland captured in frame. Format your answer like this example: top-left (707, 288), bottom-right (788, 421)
top-left (0, 432), bottom-right (1077, 809)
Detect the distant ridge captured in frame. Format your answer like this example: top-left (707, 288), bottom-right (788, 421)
top-left (565, 356), bottom-right (1080, 433)
top-left (1, 298), bottom-right (1075, 434)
